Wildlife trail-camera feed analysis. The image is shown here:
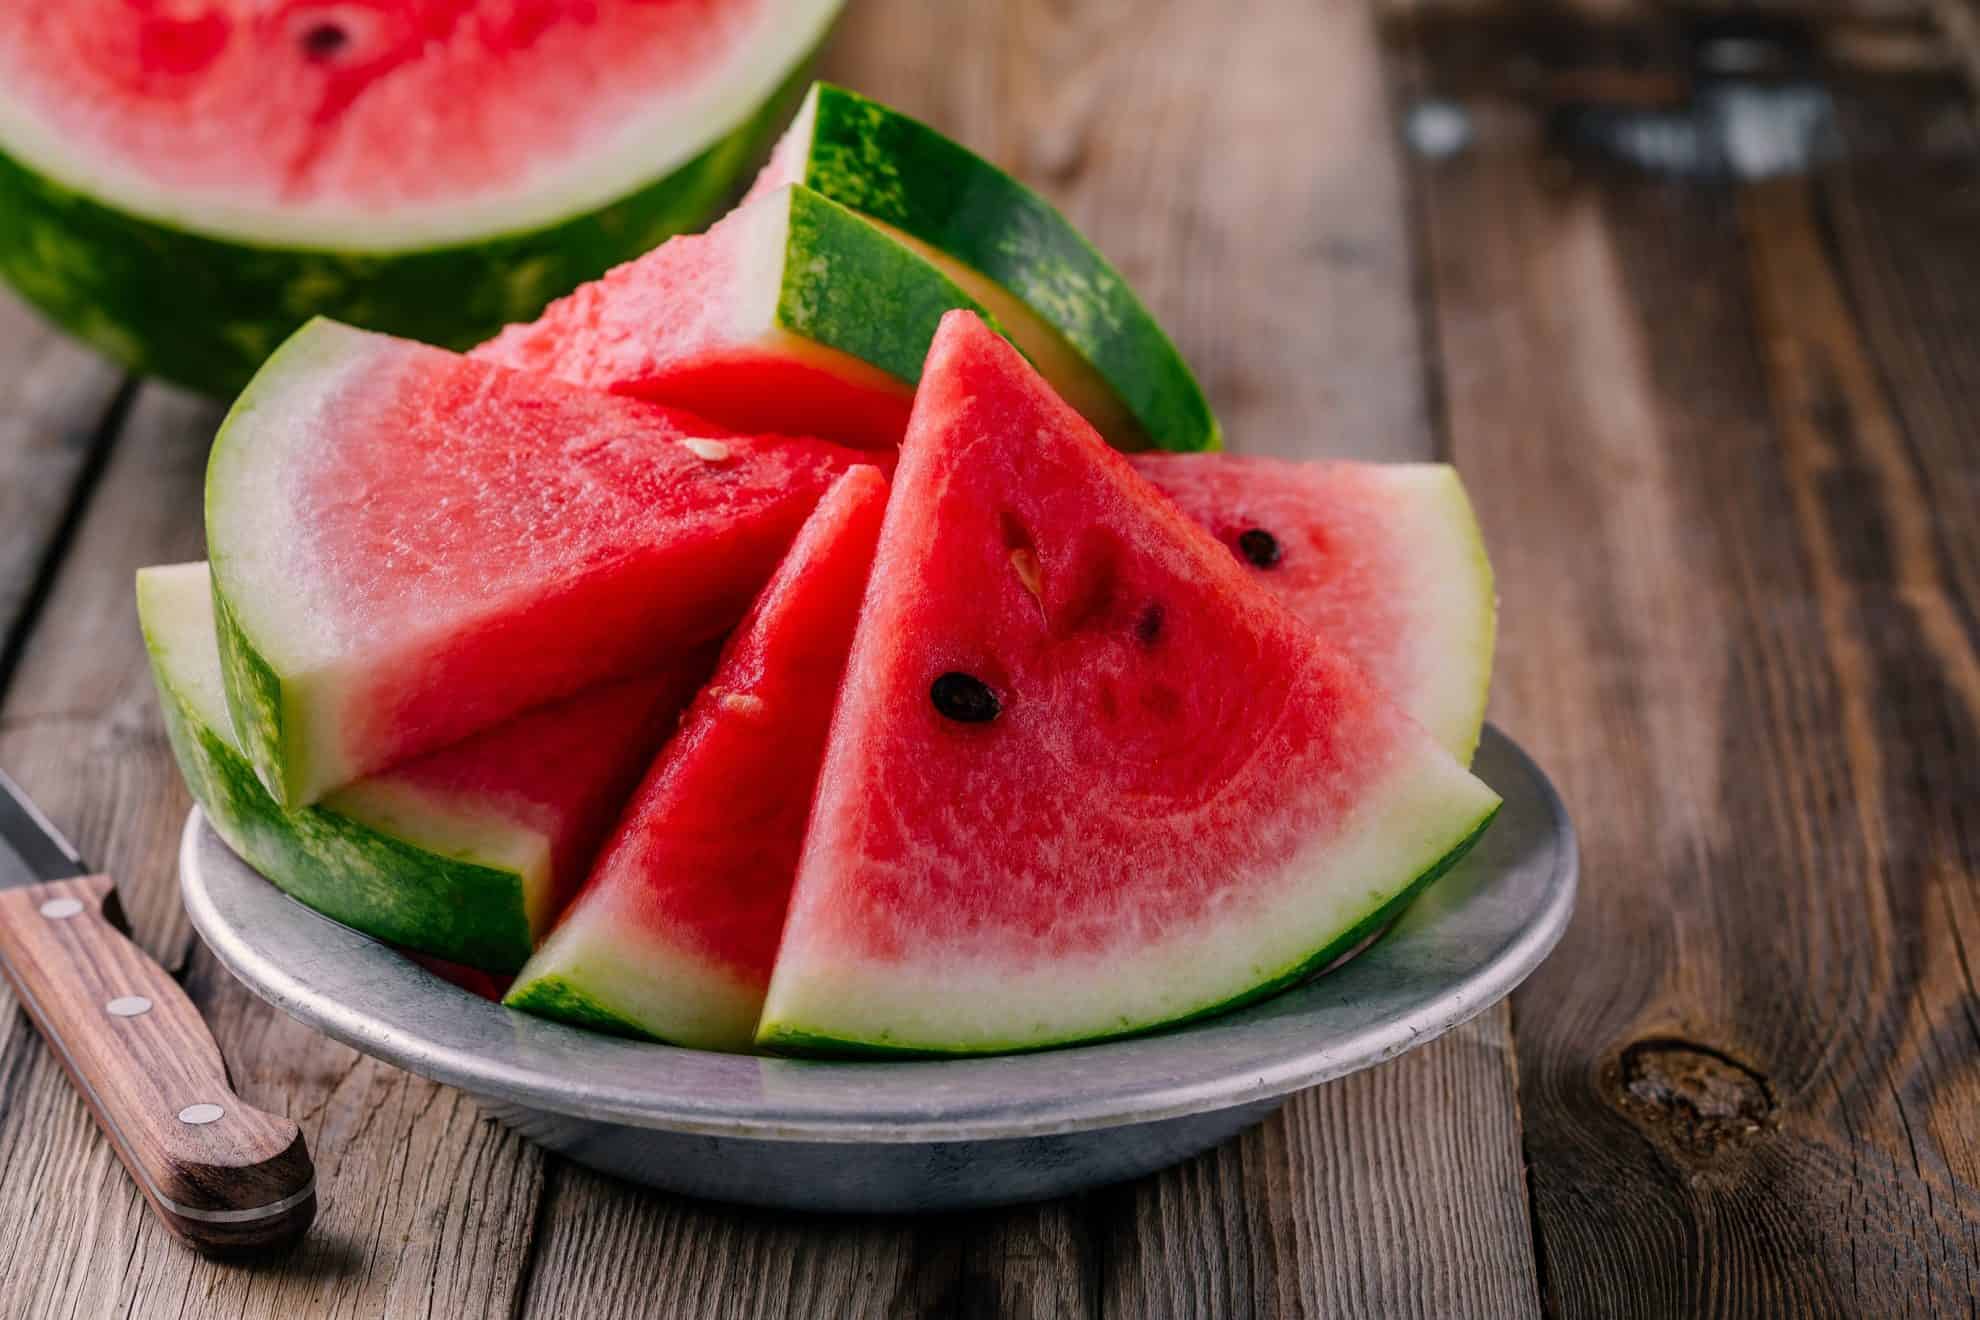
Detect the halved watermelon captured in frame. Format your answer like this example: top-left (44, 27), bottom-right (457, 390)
top-left (751, 83), bottom-right (1219, 452)
top-left (474, 183), bottom-right (992, 448)
top-left (140, 563), bottom-right (711, 972)
top-left (506, 466), bottom-right (888, 1048)
top-left (207, 318), bottom-right (864, 807)
top-left (0, 1), bottom-right (839, 394)
top-left (1131, 455), bottom-right (1495, 762)
top-left (757, 312), bottom-right (1501, 1056)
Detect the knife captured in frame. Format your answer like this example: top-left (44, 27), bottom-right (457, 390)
top-left (0, 768), bottom-right (315, 1254)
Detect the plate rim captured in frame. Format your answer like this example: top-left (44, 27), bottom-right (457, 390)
top-left (181, 724), bottom-right (1576, 1144)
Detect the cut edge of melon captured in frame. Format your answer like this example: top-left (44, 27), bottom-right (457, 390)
top-left (0, 0), bottom-right (844, 252)
top-left (760, 805), bottom-right (1499, 1059)
top-left (320, 778), bottom-right (555, 934)
top-left (138, 562), bottom-right (541, 972)
top-left (1377, 464), bottom-right (1497, 765)
top-left (206, 318), bottom-right (404, 805)
top-left (505, 899), bottom-right (766, 1052)
top-left (755, 753), bottom-right (1503, 1057)
top-left (768, 82), bottom-right (1220, 453)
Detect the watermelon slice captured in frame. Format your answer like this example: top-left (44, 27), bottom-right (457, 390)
top-left (506, 466), bottom-right (889, 1049)
top-left (751, 83), bottom-right (1219, 453)
top-left (474, 183), bottom-right (992, 449)
top-left (1131, 455), bottom-right (1495, 762)
top-left (0, 1), bottom-right (840, 394)
top-left (206, 318), bottom-right (864, 807)
top-left (140, 563), bottom-right (711, 972)
top-left (757, 312), bottom-right (1501, 1056)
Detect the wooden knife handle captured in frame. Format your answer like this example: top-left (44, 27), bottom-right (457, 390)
top-left (0, 875), bottom-right (315, 1255)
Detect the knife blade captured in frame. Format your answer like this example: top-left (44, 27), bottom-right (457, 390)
top-left (0, 769), bottom-right (316, 1254)
top-left (0, 768), bottom-right (86, 886)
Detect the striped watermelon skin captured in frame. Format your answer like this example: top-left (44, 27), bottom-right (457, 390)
top-left (752, 83), bottom-right (1220, 453)
top-left (0, 4), bottom-right (838, 395)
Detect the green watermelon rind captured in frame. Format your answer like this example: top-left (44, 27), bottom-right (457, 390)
top-left (788, 83), bottom-right (1220, 453)
top-left (501, 974), bottom-right (664, 1042)
top-left (0, 57), bottom-right (814, 397)
top-left (140, 570), bottom-right (537, 973)
top-left (776, 186), bottom-right (1003, 386)
top-left (755, 803), bottom-right (1501, 1059)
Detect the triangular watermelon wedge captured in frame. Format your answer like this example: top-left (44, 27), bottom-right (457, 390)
top-left (1131, 455), bottom-right (1495, 762)
top-left (207, 318), bottom-right (866, 807)
top-left (758, 312), bottom-right (1502, 1056)
top-left (473, 184), bottom-right (992, 449)
top-left (140, 563), bottom-right (713, 972)
top-left (505, 466), bottom-right (889, 1049)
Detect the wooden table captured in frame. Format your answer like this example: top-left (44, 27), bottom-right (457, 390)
top-left (1, 1), bottom-right (1975, 1314)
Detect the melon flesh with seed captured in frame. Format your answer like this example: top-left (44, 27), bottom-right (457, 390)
top-left (757, 311), bottom-right (1501, 1056)
top-left (206, 318), bottom-right (865, 807)
top-left (474, 183), bottom-right (992, 449)
top-left (751, 83), bottom-right (1220, 452)
top-left (1131, 455), bottom-right (1495, 762)
top-left (0, 1), bottom-right (840, 394)
top-left (506, 466), bottom-right (888, 1049)
top-left (140, 563), bottom-right (711, 972)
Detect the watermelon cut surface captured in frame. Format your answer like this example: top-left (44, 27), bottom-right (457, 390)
top-left (1131, 455), bottom-right (1495, 762)
top-left (140, 563), bottom-right (711, 971)
top-left (757, 312), bottom-right (1501, 1056)
top-left (474, 183), bottom-right (992, 449)
top-left (0, 1), bottom-right (840, 393)
top-left (207, 318), bottom-right (865, 807)
top-left (752, 84), bottom-right (1219, 452)
top-left (506, 466), bottom-right (888, 1049)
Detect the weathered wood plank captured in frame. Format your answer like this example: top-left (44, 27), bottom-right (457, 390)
top-left (522, 2), bottom-right (1539, 1317)
top-left (0, 384), bottom-right (548, 1318)
top-left (1095, 1017), bottom-right (1538, 1319)
top-left (0, 294), bottom-right (128, 682)
top-left (1397, 14), bottom-right (1980, 1311)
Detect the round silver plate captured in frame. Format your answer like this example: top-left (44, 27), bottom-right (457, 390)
top-left (181, 724), bottom-right (1575, 1213)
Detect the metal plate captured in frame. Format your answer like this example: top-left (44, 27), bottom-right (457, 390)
top-left (181, 725), bottom-right (1575, 1147)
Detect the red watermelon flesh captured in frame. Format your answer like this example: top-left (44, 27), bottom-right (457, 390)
top-left (400, 950), bottom-right (512, 1003)
top-left (207, 318), bottom-right (866, 807)
top-left (0, 1), bottom-right (792, 226)
top-left (475, 188), bottom-right (915, 446)
top-left (339, 655), bottom-right (718, 938)
top-left (1130, 454), bottom-right (1495, 762)
top-left (505, 466), bottom-right (888, 1049)
top-left (757, 311), bottom-right (1501, 1056)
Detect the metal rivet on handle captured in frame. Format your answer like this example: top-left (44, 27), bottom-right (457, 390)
top-left (39, 898), bottom-right (82, 919)
top-left (106, 996), bottom-right (152, 1018)
top-left (178, 1104), bottom-right (224, 1126)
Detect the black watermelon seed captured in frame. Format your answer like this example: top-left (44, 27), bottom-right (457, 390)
top-left (931, 672), bottom-right (1000, 723)
top-left (1134, 602), bottom-right (1165, 645)
top-left (301, 22), bottom-right (349, 59)
top-left (1236, 527), bottom-right (1282, 569)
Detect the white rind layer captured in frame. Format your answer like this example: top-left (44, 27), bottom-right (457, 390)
top-left (206, 320), bottom-right (397, 672)
top-left (0, 0), bottom-right (841, 252)
top-left (141, 561), bottom-right (555, 920)
top-left (205, 319), bottom-right (406, 799)
top-left (1374, 464), bottom-right (1497, 763)
top-left (517, 894), bottom-right (765, 1052)
top-left (758, 743), bottom-right (1501, 1054)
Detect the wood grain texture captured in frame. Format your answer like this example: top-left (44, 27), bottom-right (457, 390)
top-left (0, 298), bottom-right (128, 686)
top-left (0, 378), bottom-right (547, 1316)
top-left (0, 873), bottom-right (315, 1253)
top-left (1394, 10), bottom-right (1980, 1312)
